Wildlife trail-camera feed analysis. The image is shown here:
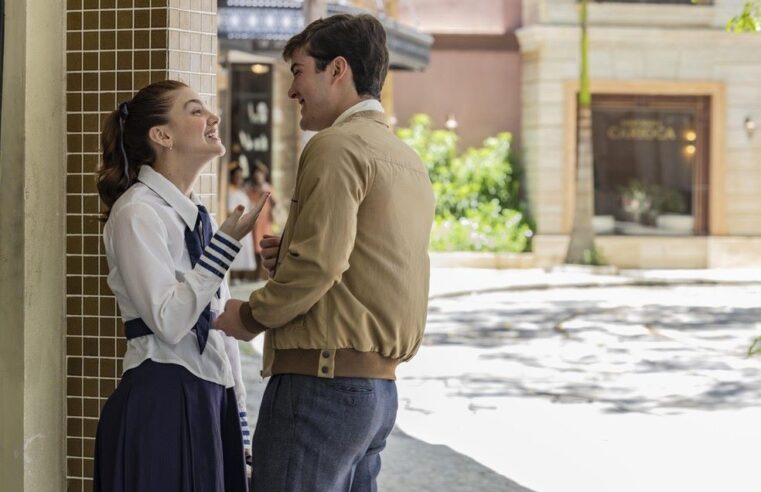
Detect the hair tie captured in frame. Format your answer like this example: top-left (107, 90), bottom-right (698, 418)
top-left (117, 102), bottom-right (130, 179)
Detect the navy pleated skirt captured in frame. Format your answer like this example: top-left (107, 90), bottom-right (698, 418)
top-left (94, 359), bottom-right (248, 492)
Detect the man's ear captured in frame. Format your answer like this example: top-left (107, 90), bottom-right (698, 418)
top-left (148, 125), bottom-right (173, 150)
top-left (331, 56), bottom-right (350, 82)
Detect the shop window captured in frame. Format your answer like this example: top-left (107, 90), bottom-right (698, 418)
top-left (228, 63), bottom-right (273, 180)
top-left (591, 94), bottom-right (710, 236)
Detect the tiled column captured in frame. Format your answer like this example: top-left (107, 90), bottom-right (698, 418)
top-left (64, 1), bottom-right (218, 490)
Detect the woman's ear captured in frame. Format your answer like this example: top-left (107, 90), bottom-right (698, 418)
top-left (148, 125), bottom-right (173, 150)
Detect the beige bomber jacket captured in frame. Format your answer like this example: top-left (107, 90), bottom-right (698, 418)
top-left (239, 110), bottom-right (435, 379)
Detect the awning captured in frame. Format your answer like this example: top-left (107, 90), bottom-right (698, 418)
top-left (217, 0), bottom-right (432, 71)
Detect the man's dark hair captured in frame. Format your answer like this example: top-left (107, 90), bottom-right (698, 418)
top-left (283, 14), bottom-right (389, 99)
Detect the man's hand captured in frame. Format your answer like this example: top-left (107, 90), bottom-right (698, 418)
top-left (259, 234), bottom-right (281, 277)
top-left (214, 299), bottom-right (256, 341)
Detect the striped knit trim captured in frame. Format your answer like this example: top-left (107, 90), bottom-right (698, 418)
top-left (197, 232), bottom-right (241, 278)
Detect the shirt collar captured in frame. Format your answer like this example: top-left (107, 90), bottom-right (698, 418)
top-left (332, 99), bottom-right (384, 127)
top-left (138, 165), bottom-right (201, 230)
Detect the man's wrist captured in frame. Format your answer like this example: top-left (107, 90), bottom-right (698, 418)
top-left (238, 301), bottom-right (269, 337)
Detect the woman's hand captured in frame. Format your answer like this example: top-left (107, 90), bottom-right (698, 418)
top-left (219, 193), bottom-right (270, 241)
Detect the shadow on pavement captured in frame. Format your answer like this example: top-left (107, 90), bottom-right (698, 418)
top-left (380, 427), bottom-right (535, 492)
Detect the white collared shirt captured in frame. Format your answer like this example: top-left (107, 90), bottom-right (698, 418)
top-left (332, 98), bottom-right (384, 127)
top-left (103, 165), bottom-right (250, 446)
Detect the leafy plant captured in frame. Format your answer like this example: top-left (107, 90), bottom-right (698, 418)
top-left (397, 114), bottom-right (534, 252)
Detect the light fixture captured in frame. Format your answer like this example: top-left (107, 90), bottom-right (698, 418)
top-left (445, 113), bottom-right (458, 131)
top-left (745, 116), bottom-right (756, 138)
top-left (250, 64), bottom-right (270, 75)
top-left (684, 130), bottom-right (697, 142)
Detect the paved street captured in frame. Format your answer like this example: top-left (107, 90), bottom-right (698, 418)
top-left (232, 270), bottom-right (761, 491)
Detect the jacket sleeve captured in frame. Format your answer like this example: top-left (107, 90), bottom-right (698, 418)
top-left (246, 133), bottom-right (372, 330)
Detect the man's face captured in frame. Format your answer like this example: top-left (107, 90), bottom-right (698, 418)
top-left (287, 48), bottom-right (338, 131)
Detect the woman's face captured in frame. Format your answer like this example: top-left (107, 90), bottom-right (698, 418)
top-left (165, 87), bottom-right (225, 160)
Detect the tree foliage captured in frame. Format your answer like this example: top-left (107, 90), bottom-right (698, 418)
top-left (397, 114), bottom-right (534, 252)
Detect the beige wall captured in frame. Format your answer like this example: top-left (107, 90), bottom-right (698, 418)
top-left (0, 0), bottom-right (67, 490)
top-left (395, 49), bottom-right (522, 150)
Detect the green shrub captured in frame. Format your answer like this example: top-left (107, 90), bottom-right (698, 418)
top-left (397, 114), bottom-right (534, 252)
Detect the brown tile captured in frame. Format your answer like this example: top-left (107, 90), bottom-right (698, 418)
top-left (67, 395), bottom-right (83, 414)
top-left (67, 134), bottom-right (82, 154)
top-left (116, 71), bottom-right (132, 90)
top-left (67, 53), bottom-right (82, 72)
top-left (83, 355), bottom-right (99, 374)
top-left (116, 10), bottom-right (133, 29)
top-left (67, 417), bottom-right (83, 436)
top-left (99, 51), bottom-right (115, 71)
top-left (67, 92), bottom-right (82, 111)
top-left (83, 196), bottom-right (101, 216)
top-left (67, 235), bottom-right (82, 255)
top-left (83, 277), bottom-right (99, 296)
top-left (83, 377), bottom-right (99, 397)
top-left (99, 276), bottom-right (111, 294)
top-left (82, 31), bottom-right (98, 52)
top-left (82, 457), bottom-right (94, 478)
top-left (67, 0), bottom-right (82, 10)
top-left (66, 194), bottom-right (81, 215)
top-left (82, 133), bottom-right (99, 153)
top-left (101, 358), bottom-right (117, 378)
top-left (83, 438), bottom-right (96, 459)
top-left (82, 11), bottom-right (99, 31)
top-left (152, 7), bottom-right (167, 28)
top-left (84, 316), bottom-right (100, 337)
top-left (134, 71), bottom-right (150, 89)
top-left (99, 379), bottom-right (117, 398)
top-left (83, 154), bottom-right (100, 172)
top-left (150, 70), bottom-right (166, 83)
top-left (67, 255), bottom-right (83, 276)
top-left (83, 93), bottom-right (99, 112)
top-left (99, 337), bottom-right (116, 358)
top-left (101, 0), bottom-right (116, 8)
top-left (82, 52), bottom-right (98, 71)
top-left (67, 357), bottom-right (84, 378)
top-left (151, 29), bottom-right (167, 49)
top-left (100, 73), bottom-right (116, 94)
top-left (116, 338), bottom-right (127, 357)
top-left (151, 50), bottom-right (166, 70)
top-left (68, 375), bottom-right (84, 396)
top-left (116, 51), bottom-right (132, 71)
top-left (67, 316), bottom-right (83, 336)
top-left (134, 9), bottom-right (150, 28)
top-left (101, 30), bottom-right (116, 50)
top-left (67, 436), bottom-right (83, 456)
top-left (67, 32), bottom-right (82, 51)
top-left (153, 0), bottom-right (168, 7)
top-left (135, 0), bottom-right (150, 7)
top-left (82, 419), bottom-right (98, 436)
top-left (66, 457), bottom-right (82, 478)
top-left (83, 255), bottom-right (99, 276)
top-left (66, 73), bottom-right (82, 92)
top-left (67, 274), bottom-right (83, 297)
top-left (135, 31), bottom-right (150, 50)
top-left (116, 30), bottom-right (132, 50)
top-left (82, 72), bottom-right (98, 92)
top-left (100, 297), bottom-right (117, 317)
top-left (116, 91), bottom-right (133, 103)
top-left (67, 113), bottom-right (83, 133)
top-left (67, 154), bottom-right (82, 173)
top-left (83, 0), bottom-right (98, 8)
top-left (67, 215), bottom-right (83, 236)
top-left (67, 12), bottom-right (82, 31)
top-left (66, 172), bottom-right (82, 193)
top-left (82, 234), bottom-right (100, 254)
top-left (99, 256), bottom-right (110, 272)
top-left (82, 176), bottom-right (98, 194)
top-left (83, 398), bottom-right (100, 418)
top-left (117, 0), bottom-right (133, 7)
top-left (134, 50), bottom-right (149, 70)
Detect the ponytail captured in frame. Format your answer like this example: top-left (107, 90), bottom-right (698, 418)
top-left (96, 80), bottom-right (188, 219)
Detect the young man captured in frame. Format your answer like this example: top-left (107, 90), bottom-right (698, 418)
top-left (215, 13), bottom-right (435, 491)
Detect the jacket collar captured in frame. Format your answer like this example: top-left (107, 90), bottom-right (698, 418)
top-left (138, 165), bottom-right (201, 230)
top-left (332, 99), bottom-right (385, 127)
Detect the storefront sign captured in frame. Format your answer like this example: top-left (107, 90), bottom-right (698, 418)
top-left (606, 119), bottom-right (677, 141)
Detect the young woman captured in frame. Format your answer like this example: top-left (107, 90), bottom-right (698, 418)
top-left (227, 164), bottom-right (257, 281)
top-left (93, 80), bottom-right (267, 491)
